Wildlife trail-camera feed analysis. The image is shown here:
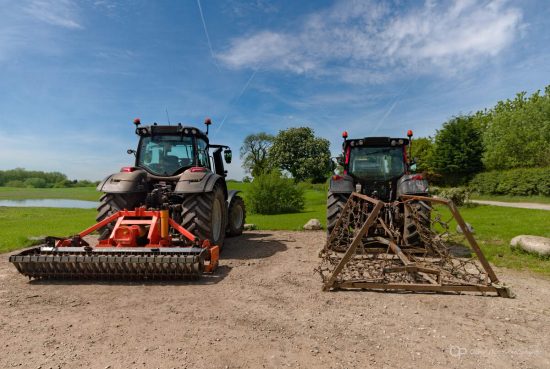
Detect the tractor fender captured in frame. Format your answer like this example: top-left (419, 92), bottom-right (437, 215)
top-left (328, 174), bottom-right (354, 194)
top-left (227, 190), bottom-right (241, 206)
top-left (174, 170), bottom-right (227, 197)
top-left (396, 174), bottom-right (429, 197)
top-left (97, 170), bottom-right (148, 193)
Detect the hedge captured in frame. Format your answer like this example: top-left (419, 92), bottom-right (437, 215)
top-left (469, 167), bottom-right (550, 196)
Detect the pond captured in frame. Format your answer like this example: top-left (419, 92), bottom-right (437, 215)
top-left (0, 199), bottom-right (98, 209)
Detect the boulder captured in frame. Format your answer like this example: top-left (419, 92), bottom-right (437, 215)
top-left (243, 224), bottom-right (257, 231)
top-left (510, 235), bottom-right (550, 256)
top-left (303, 219), bottom-right (322, 231)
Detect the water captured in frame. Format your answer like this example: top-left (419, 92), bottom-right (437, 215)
top-left (0, 199), bottom-right (98, 209)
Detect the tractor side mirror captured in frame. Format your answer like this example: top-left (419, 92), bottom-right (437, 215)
top-left (127, 149), bottom-right (136, 156)
top-left (410, 161), bottom-right (417, 173)
top-left (224, 149), bottom-right (232, 164)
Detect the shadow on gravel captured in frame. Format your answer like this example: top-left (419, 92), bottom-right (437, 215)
top-left (223, 232), bottom-right (288, 260)
top-left (27, 266), bottom-right (232, 286)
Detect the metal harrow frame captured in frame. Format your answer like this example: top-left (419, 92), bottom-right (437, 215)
top-left (318, 193), bottom-right (513, 298)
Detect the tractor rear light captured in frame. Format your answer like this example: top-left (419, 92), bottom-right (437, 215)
top-left (121, 166), bottom-right (137, 172)
top-left (398, 139), bottom-right (404, 145)
top-left (391, 140), bottom-right (397, 146)
top-left (332, 175), bottom-right (343, 181)
top-left (358, 139), bottom-right (364, 145)
top-left (190, 167), bottom-right (207, 173)
top-left (411, 174), bottom-right (423, 180)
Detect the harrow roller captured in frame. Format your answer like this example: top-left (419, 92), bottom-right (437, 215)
top-left (10, 247), bottom-right (206, 280)
top-left (9, 208), bottom-right (219, 281)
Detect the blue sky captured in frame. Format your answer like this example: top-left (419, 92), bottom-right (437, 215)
top-left (1, 0), bottom-right (549, 180)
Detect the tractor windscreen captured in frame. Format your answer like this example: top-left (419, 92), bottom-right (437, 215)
top-left (138, 135), bottom-right (195, 176)
top-left (348, 146), bottom-right (405, 180)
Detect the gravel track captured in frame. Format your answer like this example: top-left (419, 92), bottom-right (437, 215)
top-left (1, 231), bottom-right (549, 369)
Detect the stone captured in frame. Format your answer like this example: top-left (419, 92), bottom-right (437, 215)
top-left (303, 219), bottom-right (322, 230)
top-left (243, 223), bottom-right (257, 231)
top-left (510, 235), bottom-right (550, 256)
top-left (456, 222), bottom-right (474, 234)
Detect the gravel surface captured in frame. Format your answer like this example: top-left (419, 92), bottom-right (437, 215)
top-left (470, 200), bottom-right (550, 211)
top-left (1, 231), bottom-right (549, 369)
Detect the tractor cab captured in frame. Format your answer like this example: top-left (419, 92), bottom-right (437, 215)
top-left (132, 118), bottom-right (232, 178)
top-left (330, 130), bottom-right (426, 203)
top-left (343, 136), bottom-right (410, 182)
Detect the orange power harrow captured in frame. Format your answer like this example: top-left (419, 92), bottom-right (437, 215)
top-left (9, 208), bottom-right (219, 280)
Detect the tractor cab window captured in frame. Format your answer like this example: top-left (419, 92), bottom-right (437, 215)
top-left (349, 146), bottom-right (405, 180)
top-left (196, 139), bottom-right (210, 169)
top-left (138, 135), bottom-right (194, 176)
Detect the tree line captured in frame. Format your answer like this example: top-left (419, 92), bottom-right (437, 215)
top-left (411, 85), bottom-right (550, 186)
top-left (240, 84), bottom-right (550, 187)
top-left (0, 168), bottom-right (99, 188)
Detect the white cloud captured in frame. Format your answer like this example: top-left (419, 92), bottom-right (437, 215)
top-left (24, 0), bottom-right (82, 29)
top-left (218, 0), bottom-right (523, 82)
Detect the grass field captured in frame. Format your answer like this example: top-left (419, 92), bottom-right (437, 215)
top-left (0, 187), bottom-right (100, 201)
top-left (0, 207), bottom-right (96, 253)
top-left (0, 185), bottom-right (549, 275)
top-left (435, 204), bottom-right (550, 275)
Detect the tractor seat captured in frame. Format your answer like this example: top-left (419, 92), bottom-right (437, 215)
top-left (164, 155), bottom-right (180, 174)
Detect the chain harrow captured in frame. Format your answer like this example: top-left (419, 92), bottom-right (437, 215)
top-left (317, 193), bottom-right (513, 297)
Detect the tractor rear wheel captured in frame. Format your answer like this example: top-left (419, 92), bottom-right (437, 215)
top-left (403, 200), bottom-right (432, 245)
top-left (227, 195), bottom-right (246, 237)
top-left (327, 192), bottom-right (349, 235)
top-left (181, 183), bottom-right (227, 248)
top-left (96, 193), bottom-right (144, 240)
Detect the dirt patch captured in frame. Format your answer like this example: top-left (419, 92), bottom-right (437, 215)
top-left (1, 231), bottom-right (549, 369)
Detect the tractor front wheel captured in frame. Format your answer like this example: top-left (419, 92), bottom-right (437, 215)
top-left (327, 191), bottom-right (349, 236)
top-left (227, 195), bottom-right (246, 237)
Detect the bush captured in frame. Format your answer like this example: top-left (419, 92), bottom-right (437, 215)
top-left (470, 167), bottom-right (550, 196)
top-left (4, 180), bottom-right (25, 188)
top-left (24, 177), bottom-right (48, 188)
top-left (247, 171), bottom-right (305, 214)
top-left (437, 187), bottom-right (470, 206)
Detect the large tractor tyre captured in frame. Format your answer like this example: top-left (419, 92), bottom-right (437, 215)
top-left (327, 192), bottom-right (349, 235)
top-left (96, 193), bottom-right (144, 240)
top-left (181, 183), bottom-right (227, 248)
top-left (403, 200), bottom-right (432, 246)
top-left (226, 196), bottom-right (246, 237)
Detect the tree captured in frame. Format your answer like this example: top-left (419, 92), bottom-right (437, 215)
top-left (269, 127), bottom-right (332, 183)
top-left (481, 87), bottom-right (550, 170)
top-left (240, 133), bottom-right (274, 177)
top-left (431, 115), bottom-right (484, 185)
top-left (409, 137), bottom-right (434, 173)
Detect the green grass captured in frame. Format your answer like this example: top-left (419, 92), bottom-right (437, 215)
top-left (436, 204), bottom-right (550, 275)
top-left (1, 183), bottom-right (548, 276)
top-left (0, 187), bottom-right (100, 201)
top-left (0, 207), bottom-right (97, 253)
top-left (470, 194), bottom-right (550, 204)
